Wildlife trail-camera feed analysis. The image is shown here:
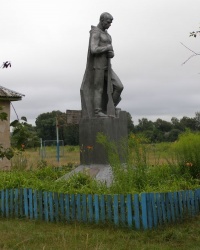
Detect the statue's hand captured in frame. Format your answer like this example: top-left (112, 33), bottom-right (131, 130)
top-left (107, 45), bottom-right (113, 51)
top-left (107, 51), bottom-right (114, 58)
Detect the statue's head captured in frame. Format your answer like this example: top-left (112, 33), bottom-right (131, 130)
top-left (99, 12), bottom-right (113, 30)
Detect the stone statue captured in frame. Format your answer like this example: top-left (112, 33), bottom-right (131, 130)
top-left (80, 12), bottom-right (123, 118)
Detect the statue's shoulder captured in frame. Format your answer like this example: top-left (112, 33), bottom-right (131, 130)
top-left (90, 26), bottom-right (100, 34)
top-left (90, 26), bottom-right (108, 36)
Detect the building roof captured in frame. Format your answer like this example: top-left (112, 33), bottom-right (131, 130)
top-left (0, 86), bottom-right (25, 101)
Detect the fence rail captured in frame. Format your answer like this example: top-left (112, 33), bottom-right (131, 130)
top-left (1, 188), bottom-right (200, 229)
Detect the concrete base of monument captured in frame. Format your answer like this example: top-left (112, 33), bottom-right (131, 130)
top-left (79, 111), bottom-right (128, 165)
top-left (57, 164), bottom-right (113, 187)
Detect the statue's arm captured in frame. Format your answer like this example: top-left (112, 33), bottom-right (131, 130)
top-left (90, 32), bottom-right (113, 54)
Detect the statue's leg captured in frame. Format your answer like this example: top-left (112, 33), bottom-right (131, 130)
top-left (111, 69), bottom-right (124, 106)
top-left (94, 69), bottom-right (107, 116)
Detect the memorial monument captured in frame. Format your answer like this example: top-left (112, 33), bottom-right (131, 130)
top-left (79, 12), bottom-right (128, 165)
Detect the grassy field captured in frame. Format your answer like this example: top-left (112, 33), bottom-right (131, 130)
top-left (11, 145), bottom-right (80, 170)
top-left (1, 216), bottom-right (200, 250)
top-left (10, 142), bottom-right (172, 170)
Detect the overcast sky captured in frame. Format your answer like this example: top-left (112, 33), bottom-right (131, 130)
top-left (1, 0), bottom-right (200, 125)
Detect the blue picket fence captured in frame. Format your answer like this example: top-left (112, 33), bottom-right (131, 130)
top-left (1, 188), bottom-right (200, 229)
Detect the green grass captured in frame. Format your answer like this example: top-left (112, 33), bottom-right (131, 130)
top-left (1, 216), bottom-right (200, 249)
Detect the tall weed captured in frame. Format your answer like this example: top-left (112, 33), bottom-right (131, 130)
top-left (97, 133), bottom-right (150, 192)
top-left (171, 131), bottom-right (200, 178)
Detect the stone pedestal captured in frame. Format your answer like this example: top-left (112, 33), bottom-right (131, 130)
top-left (79, 111), bottom-right (128, 165)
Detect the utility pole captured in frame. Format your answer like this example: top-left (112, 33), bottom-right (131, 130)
top-left (56, 117), bottom-right (60, 163)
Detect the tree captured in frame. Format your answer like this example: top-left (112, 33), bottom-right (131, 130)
top-left (35, 111), bottom-right (79, 145)
top-left (11, 117), bottom-right (40, 149)
top-left (35, 111), bottom-right (64, 141)
top-left (180, 116), bottom-right (196, 131)
top-left (127, 112), bottom-right (134, 134)
top-left (154, 118), bottom-right (172, 132)
top-left (135, 118), bottom-right (154, 132)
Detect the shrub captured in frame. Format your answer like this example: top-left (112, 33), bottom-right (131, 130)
top-left (171, 131), bottom-right (200, 178)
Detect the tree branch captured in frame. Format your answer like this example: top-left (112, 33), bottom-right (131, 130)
top-left (180, 42), bottom-right (200, 65)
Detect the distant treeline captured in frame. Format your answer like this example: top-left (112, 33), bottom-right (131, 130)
top-left (130, 112), bottom-right (200, 142)
top-left (11, 111), bottom-right (200, 147)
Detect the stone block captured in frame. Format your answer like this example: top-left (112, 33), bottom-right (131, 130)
top-left (79, 111), bottom-right (128, 165)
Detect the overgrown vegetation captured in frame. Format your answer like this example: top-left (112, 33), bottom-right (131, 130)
top-left (1, 131), bottom-right (200, 194)
top-left (96, 132), bottom-right (200, 194)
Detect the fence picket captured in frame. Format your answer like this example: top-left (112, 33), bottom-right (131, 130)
top-left (70, 194), bottom-right (75, 221)
top-left (88, 194), bottom-right (93, 222)
top-left (76, 194), bottom-right (81, 222)
top-left (173, 192), bottom-right (179, 220)
top-left (59, 193), bottom-right (64, 221)
top-left (10, 189), bottom-right (14, 217)
top-left (166, 193), bottom-right (171, 223)
top-left (156, 193), bottom-right (162, 225)
top-left (113, 195), bottom-right (119, 226)
top-left (141, 193), bottom-right (148, 229)
top-left (54, 192), bottom-right (59, 222)
top-left (160, 193), bottom-right (166, 223)
top-left (127, 194), bottom-right (133, 228)
top-left (147, 193), bottom-right (153, 229)
top-left (94, 194), bottom-right (99, 224)
top-left (38, 190), bottom-right (43, 220)
top-left (168, 192), bottom-right (175, 222)
top-left (178, 191), bottom-right (183, 219)
top-left (120, 195), bottom-right (125, 226)
top-left (65, 194), bottom-right (70, 222)
top-left (44, 191), bottom-right (48, 222)
top-left (1, 190), bottom-right (5, 217)
top-left (106, 195), bottom-right (112, 222)
top-left (29, 189), bottom-right (33, 220)
top-left (33, 190), bottom-right (38, 220)
top-left (49, 192), bottom-right (53, 222)
top-left (185, 191), bottom-right (191, 216)
top-left (82, 194), bottom-right (87, 223)
top-left (150, 193), bottom-right (157, 228)
top-left (23, 188), bottom-right (28, 218)
top-left (194, 190), bottom-right (200, 215)
top-left (182, 191), bottom-right (187, 215)
top-left (100, 195), bottom-right (105, 223)
top-left (14, 189), bottom-right (19, 217)
top-left (189, 190), bottom-right (195, 217)
top-left (5, 189), bottom-right (9, 218)
top-left (134, 194), bottom-right (140, 229)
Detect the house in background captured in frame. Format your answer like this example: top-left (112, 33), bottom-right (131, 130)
top-left (0, 86), bottom-right (24, 169)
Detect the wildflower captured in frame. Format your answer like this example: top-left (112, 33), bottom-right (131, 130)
top-left (185, 162), bottom-right (193, 167)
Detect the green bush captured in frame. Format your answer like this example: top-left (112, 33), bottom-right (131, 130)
top-left (171, 131), bottom-right (200, 178)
